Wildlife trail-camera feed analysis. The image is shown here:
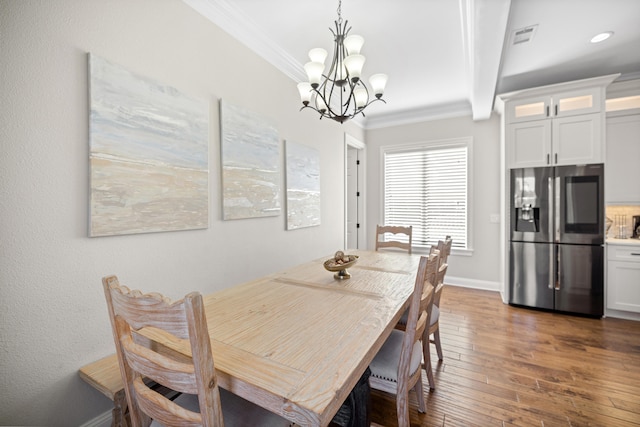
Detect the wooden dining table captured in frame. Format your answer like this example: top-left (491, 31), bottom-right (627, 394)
top-left (140, 249), bottom-right (420, 426)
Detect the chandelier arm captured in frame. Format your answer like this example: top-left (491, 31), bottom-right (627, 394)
top-left (364, 97), bottom-right (387, 109)
top-left (311, 84), bottom-right (342, 120)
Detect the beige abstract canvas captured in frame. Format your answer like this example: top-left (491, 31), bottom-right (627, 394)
top-left (285, 141), bottom-right (320, 230)
top-left (220, 100), bottom-right (281, 220)
top-left (89, 54), bottom-right (209, 237)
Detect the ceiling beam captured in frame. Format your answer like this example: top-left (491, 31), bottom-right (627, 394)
top-left (460, 0), bottom-right (511, 120)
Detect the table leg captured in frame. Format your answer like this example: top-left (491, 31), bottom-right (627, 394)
top-left (331, 368), bottom-right (371, 427)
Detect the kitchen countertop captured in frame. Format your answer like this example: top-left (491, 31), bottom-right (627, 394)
top-left (607, 237), bottom-right (640, 246)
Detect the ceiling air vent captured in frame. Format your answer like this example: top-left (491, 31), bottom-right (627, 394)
top-left (512, 25), bottom-right (538, 45)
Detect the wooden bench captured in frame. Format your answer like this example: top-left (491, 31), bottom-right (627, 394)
top-left (79, 354), bottom-right (129, 427)
top-left (80, 353), bottom-right (365, 427)
top-left (80, 353), bottom-right (178, 426)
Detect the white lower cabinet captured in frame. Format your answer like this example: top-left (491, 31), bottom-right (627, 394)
top-left (607, 244), bottom-right (640, 315)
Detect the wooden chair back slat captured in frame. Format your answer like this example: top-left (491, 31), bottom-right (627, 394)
top-left (119, 330), bottom-right (198, 394)
top-left (375, 225), bottom-right (413, 254)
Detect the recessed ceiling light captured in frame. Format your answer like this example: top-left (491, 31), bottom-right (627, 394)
top-left (590, 31), bottom-right (614, 43)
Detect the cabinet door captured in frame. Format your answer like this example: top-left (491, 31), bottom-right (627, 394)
top-left (552, 112), bottom-right (603, 165)
top-left (506, 96), bottom-right (551, 123)
top-left (607, 260), bottom-right (640, 313)
top-left (507, 120), bottom-right (552, 168)
top-left (553, 87), bottom-right (602, 118)
top-left (606, 114), bottom-right (640, 203)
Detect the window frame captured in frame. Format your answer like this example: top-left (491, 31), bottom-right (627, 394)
top-left (379, 137), bottom-right (474, 256)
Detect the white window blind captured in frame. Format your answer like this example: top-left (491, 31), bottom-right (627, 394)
top-left (383, 141), bottom-right (468, 250)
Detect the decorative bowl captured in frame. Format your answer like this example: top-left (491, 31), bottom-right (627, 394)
top-left (323, 251), bottom-right (358, 280)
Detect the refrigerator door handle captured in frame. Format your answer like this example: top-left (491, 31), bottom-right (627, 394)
top-left (548, 246), bottom-right (554, 289)
top-left (548, 176), bottom-right (554, 240)
top-left (555, 176), bottom-right (560, 242)
top-left (555, 247), bottom-right (561, 290)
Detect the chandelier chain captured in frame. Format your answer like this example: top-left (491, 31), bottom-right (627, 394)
top-left (337, 0), bottom-right (342, 25)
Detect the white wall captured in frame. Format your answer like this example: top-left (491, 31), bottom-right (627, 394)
top-left (365, 115), bottom-right (503, 287)
top-left (0, 1), bottom-right (363, 425)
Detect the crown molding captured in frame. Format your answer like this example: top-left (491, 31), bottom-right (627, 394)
top-left (497, 73), bottom-right (621, 102)
top-left (183, 0), bottom-right (306, 82)
top-left (363, 100), bottom-right (473, 130)
top-left (184, 0), bottom-right (476, 130)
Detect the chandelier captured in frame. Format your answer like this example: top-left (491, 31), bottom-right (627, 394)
top-left (297, 1), bottom-right (388, 123)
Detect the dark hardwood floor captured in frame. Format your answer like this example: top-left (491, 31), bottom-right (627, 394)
top-left (369, 285), bottom-right (640, 426)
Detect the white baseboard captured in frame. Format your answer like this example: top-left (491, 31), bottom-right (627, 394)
top-left (605, 308), bottom-right (640, 321)
top-left (446, 275), bottom-right (501, 292)
top-left (79, 410), bottom-right (111, 427)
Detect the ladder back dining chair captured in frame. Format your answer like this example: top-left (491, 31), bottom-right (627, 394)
top-left (429, 236), bottom-right (452, 361)
top-left (102, 275), bottom-right (291, 427)
top-left (375, 225), bottom-right (413, 254)
top-left (423, 259), bottom-right (448, 390)
top-left (368, 252), bottom-right (439, 426)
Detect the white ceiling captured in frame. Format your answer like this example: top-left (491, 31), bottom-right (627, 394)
top-left (184, 0), bottom-right (640, 129)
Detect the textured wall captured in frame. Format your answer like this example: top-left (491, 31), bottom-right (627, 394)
top-left (0, 1), bottom-right (360, 425)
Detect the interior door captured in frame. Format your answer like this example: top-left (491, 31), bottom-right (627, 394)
top-left (346, 146), bottom-right (359, 249)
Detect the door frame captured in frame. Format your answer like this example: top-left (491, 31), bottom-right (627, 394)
top-left (345, 133), bottom-right (366, 250)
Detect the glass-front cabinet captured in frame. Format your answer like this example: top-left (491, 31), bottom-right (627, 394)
top-left (506, 87), bottom-right (602, 124)
top-left (499, 74), bottom-right (618, 169)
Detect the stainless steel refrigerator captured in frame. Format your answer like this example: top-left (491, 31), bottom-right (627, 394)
top-left (509, 164), bottom-right (604, 317)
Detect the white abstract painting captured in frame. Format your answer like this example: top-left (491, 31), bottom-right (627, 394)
top-left (220, 100), bottom-right (281, 220)
top-left (285, 141), bottom-right (321, 230)
top-left (89, 54), bottom-right (209, 237)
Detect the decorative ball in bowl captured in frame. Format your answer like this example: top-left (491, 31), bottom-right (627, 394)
top-left (324, 251), bottom-right (358, 280)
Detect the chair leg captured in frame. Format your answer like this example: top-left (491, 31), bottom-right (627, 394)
top-left (425, 356), bottom-right (435, 391)
top-left (433, 328), bottom-right (443, 361)
top-left (413, 374), bottom-right (426, 414)
top-left (395, 393), bottom-right (410, 427)
top-left (422, 333), bottom-right (435, 390)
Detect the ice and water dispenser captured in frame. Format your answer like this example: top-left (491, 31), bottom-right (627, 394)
top-left (512, 172), bottom-right (541, 234)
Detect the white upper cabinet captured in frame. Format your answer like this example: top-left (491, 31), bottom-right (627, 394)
top-left (606, 79), bottom-right (640, 117)
top-left (498, 74), bottom-right (618, 169)
top-left (605, 114), bottom-right (640, 204)
top-left (507, 120), bottom-right (551, 168)
top-left (605, 79), bottom-right (640, 204)
top-left (506, 87), bottom-right (602, 124)
top-left (552, 112), bottom-right (603, 165)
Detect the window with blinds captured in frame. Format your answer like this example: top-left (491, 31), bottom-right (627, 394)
top-left (383, 139), bottom-right (469, 250)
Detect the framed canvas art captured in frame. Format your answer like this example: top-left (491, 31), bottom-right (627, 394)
top-left (88, 54), bottom-right (209, 237)
top-left (285, 140), bottom-right (321, 230)
top-left (220, 100), bottom-right (281, 220)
